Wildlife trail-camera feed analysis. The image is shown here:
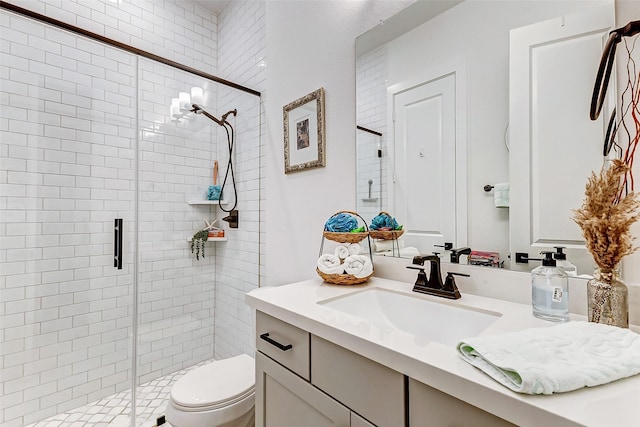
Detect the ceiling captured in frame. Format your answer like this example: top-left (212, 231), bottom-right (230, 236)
top-left (192, 0), bottom-right (231, 15)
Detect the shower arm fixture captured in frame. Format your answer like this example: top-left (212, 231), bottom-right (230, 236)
top-left (190, 103), bottom-right (240, 219)
top-left (190, 104), bottom-right (237, 127)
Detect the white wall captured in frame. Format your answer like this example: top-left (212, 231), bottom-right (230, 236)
top-left (264, 0), bottom-right (409, 286)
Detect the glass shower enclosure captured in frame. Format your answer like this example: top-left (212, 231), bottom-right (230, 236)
top-left (0, 7), bottom-right (261, 426)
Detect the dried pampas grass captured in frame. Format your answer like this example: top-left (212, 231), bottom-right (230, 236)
top-left (574, 159), bottom-right (640, 270)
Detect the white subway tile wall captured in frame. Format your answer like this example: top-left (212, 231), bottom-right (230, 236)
top-left (356, 46), bottom-right (388, 223)
top-left (1, 13), bottom-right (137, 425)
top-left (7, 0), bottom-right (218, 74)
top-left (0, 0), bottom-right (264, 425)
top-left (214, 0), bottom-right (265, 361)
top-left (135, 57), bottom-right (219, 387)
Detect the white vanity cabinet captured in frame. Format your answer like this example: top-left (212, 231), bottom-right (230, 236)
top-left (255, 310), bottom-right (512, 427)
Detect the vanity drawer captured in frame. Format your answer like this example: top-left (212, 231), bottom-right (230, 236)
top-left (409, 378), bottom-right (516, 426)
top-left (256, 311), bottom-right (310, 380)
top-left (311, 335), bottom-right (405, 427)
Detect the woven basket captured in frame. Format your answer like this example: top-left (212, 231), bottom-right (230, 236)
top-left (323, 231), bottom-right (369, 243)
top-left (369, 211), bottom-right (403, 240)
top-left (316, 268), bottom-right (372, 285)
top-left (318, 210), bottom-right (373, 285)
top-left (369, 229), bottom-right (404, 240)
top-left (323, 210), bottom-right (369, 242)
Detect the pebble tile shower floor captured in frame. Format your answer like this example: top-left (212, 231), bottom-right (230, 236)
top-left (24, 360), bottom-right (212, 427)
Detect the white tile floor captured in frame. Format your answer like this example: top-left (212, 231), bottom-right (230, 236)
top-left (25, 360), bottom-right (212, 427)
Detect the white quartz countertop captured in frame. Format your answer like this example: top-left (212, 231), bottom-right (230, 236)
top-left (245, 277), bottom-right (640, 427)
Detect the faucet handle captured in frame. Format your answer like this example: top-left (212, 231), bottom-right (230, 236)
top-left (443, 272), bottom-right (469, 298)
top-left (434, 242), bottom-right (453, 251)
top-left (406, 265), bottom-right (428, 288)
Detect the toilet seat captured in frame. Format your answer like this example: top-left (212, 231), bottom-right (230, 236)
top-left (171, 354), bottom-right (255, 410)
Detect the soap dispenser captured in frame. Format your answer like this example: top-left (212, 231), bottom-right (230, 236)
top-left (531, 251), bottom-right (569, 322)
top-left (553, 246), bottom-right (577, 276)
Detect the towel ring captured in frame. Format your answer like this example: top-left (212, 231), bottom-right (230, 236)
top-left (590, 20), bottom-right (640, 121)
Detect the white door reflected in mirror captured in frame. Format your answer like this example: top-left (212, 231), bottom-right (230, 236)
top-left (391, 71), bottom-right (462, 253)
top-left (509, 4), bottom-right (614, 275)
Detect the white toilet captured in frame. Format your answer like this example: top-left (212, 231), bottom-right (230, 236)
top-left (166, 354), bottom-right (255, 427)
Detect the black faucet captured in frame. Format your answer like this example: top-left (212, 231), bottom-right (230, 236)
top-left (450, 247), bottom-right (471, 264)
top-left (406, 255), bottom-right (468, 299)
top-left (410, 255), bottom-right (443, 289)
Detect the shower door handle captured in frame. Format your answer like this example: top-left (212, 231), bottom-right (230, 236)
top-left (114, 218), bottom-right (123, 269)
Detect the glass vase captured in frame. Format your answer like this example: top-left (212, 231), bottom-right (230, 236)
top-left (587, 267), bottom-right (629, 328)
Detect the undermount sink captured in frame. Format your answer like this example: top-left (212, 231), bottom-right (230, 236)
top-left (319, 288), bottom-right (500, 346)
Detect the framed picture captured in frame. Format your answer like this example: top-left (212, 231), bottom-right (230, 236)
top-left (283, 87), bottom-right (326, 174)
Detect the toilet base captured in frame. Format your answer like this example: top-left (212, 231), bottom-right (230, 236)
top-left (165, 400), bottom-right (254, 427)
top-left (217, 410), bottom-right (254, 427)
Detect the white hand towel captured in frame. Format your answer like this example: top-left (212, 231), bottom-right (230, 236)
top-left (457, 321), bottom-right (640, 395)
top-left (494, 182), bottom-right (509, 208)
top-left (317, 254), bottom-right (344, 275)
top-left (343, 255), bottom-right (373, 278)
top-left (334, 244), bottom-right (350, 260)
top-left (348, 243), bottom-right (363, 255)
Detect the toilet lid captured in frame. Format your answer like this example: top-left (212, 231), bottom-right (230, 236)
top-left (171, 354), bottom-right (255, 409)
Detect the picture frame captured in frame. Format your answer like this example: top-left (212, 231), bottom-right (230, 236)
top-left (283, 87), bottom-right (326, 174)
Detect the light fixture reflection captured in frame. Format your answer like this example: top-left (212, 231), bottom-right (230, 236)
top-left (169, 87), bottom-right (203, 123)
top-left (178, 91), bottom-right (190, 111)
top-left (171, 98), bottom-right (180, 118)
top-left (191, 87), bottom-right (204, 105)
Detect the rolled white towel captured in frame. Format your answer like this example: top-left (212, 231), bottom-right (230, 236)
top-left (375, 247), bottom-right (420, 258)
top-left (373, 239), bottom-right (404, 252)
top-left (343, 255), bottom-right (373, 278)
top-left (317, 254), bottom-right (344, 275)
top-left (348, 243), bottom-right (362, 255)
top-left (334, 244), bottom-right (350, 260)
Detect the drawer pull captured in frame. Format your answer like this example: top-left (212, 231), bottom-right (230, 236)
top-left (260, 332), bottom-right (293, 351)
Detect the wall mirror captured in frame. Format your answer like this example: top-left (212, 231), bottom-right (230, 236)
top-left (355, 0), bottom-right (616, 275)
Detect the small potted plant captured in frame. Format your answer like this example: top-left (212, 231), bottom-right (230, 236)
top-left (191, 229), bottom-right (209, 260)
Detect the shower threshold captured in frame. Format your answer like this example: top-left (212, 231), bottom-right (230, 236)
top-left (24, 360), bottom-right (213, 427)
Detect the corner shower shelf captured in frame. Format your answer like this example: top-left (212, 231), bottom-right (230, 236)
top-left (187, 237), bottom-right (228, 242)
top-left (188, 199), bottom-right (229, 205)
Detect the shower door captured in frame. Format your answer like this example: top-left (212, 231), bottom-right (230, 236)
top-left (0, 10), bottom-right (136, 426)
top-left (2, 6), bottom-right (262, 426)
top-left (133, 58), bottom-right (218, 425)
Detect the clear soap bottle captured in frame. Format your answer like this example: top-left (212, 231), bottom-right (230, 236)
top-left (553, 246), bottom-right (577, 276)
top-left (531, 251), bottom-right (569, 322)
